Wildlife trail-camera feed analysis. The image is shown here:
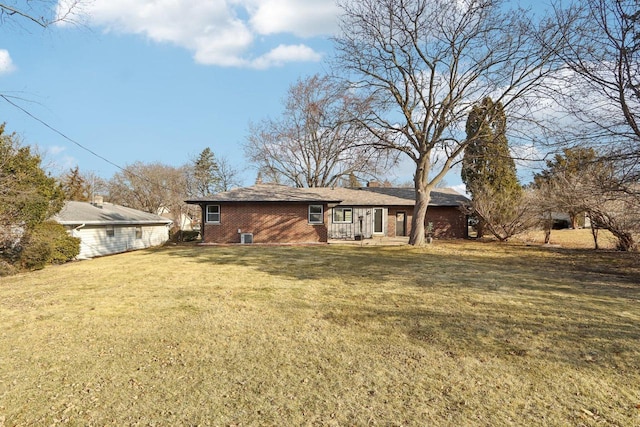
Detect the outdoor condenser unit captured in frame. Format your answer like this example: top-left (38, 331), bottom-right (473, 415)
top-left (240, 233), bottom-right (254, 244)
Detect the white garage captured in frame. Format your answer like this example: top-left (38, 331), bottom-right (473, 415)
top-left (53, 200), bottom-right (173, 259)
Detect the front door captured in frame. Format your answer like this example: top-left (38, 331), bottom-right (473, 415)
top-left (373, 208), bottom-right (384, 235)
top-left (396, 212), bottom-right (406, 236)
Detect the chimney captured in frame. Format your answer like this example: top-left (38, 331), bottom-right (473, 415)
top-left (367, 181), bottom-right (380, 188)
top-left (92, 195), bottom-right (104, 208)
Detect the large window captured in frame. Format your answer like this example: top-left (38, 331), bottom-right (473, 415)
top-left (206, 205), bottom-right (220, 223)
top-left (333, 207), bottom-right (353, 223)
top-left (308, 205), bottom-right (323, 224)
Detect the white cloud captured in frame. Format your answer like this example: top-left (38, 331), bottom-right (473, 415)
top-left (63, 0), bottom-right (334, 68)
top-left (0, 50), bottom-right (16, 74)
top-left (250, 44), bottom-right (323, 69)
top-left (248, 0), bottom-right (339, 37)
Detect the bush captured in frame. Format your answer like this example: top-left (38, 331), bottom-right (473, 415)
top-left (19, 237), bottom-right (52, 270)
top-left (0, 259), bottom-right (17, 277)
top-left (18, 221), bottom-right (80, 270)
top-left (170, 230), bottom-right (200, 243)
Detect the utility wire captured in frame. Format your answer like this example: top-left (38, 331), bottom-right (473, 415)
top-left (1, 94), bottom-right (126, 173)
top-left (1, 94), bottom-right (175, 194)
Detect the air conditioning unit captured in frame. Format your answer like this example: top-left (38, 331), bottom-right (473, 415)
top-left (240, 233), bottom-right (253, 244)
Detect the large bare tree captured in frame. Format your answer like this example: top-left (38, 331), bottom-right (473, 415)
top-left (551, 0), bottom-right (639, 186)
top-left (107, 162), bottom-right (189, 230)
top-left (246, 74), bottom-right (393, 188)
top-left (334, 0), bottom-right (562, 245)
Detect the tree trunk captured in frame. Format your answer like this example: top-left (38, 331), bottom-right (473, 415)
top-left (590, 225), bottom-right (600, 250)
top-left (409, 162), bottom-right (431, 246)
top-left (613, 230), bottom-right (636, 252)
top-left (569, 212), bottom-right (579, 229)
top-left (544, 211), bottom-right (552, 244)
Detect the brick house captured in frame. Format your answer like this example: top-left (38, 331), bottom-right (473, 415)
top-left (185, 184), bottom-right (469, 244)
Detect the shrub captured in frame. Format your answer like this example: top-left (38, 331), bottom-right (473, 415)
top-left (170, 230), bottom-right (200, 243)
top-left (0, 259), bottom-right (17, 277)
top-left (18, 221), bottom-right (80, 270)
top-left (19, 236), bottom-right (52, 270)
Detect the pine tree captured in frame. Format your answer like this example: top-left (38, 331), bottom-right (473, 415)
top-left (461, 98), bottom-right (524, 240)
top-left (191, 148), bottom-right (221, 197)
top-left (61, 166), bottom-right (90, 201)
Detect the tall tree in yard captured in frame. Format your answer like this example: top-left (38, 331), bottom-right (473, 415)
top-left (190, 148), bottom-right (220, 197)
top-left (0, 124), bottom-right (64, 232)
top-left (107, 162), bottom-right (189, 226)
top-left (551, 0), bottom-right (640, 188)
top-left (461, 98), bottom-right (525, 241)
top-left (334, 0), bottom-right (562, 245)
top-left (0, 123), bottom-right (72, 271)
top-left (246, 74), bottom-right (392, 188)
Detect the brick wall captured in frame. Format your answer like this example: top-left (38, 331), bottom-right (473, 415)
top-left (202, 202), bottom-right (328, 244)
top-left (425, 206), bottom-right (468, 238)
top-left (388, 206), bottom-right (467, 239)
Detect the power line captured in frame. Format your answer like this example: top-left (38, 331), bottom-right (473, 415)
top-left (1, 94), bottom-right (177, 195)
top-left (1, 94), bottom-right (127, 173)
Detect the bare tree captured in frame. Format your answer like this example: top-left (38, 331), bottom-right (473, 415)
top-left (217, 155), bottom-right (242, 191)
top-left (0, 1), bottom-right (81, 28)
top-left (463, 187), bottom-right (537, 242)
top-left (246, 74), bottom-right (394, 188)
top-left (107, 162), bottom-right (189, 231)
top-left (334, 0), bottom-right (563, 245)
top-left (532, 154), bottom-right (640, 251)
top-left (551, 0), bottom-right (639, 187)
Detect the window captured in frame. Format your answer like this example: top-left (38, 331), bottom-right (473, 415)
top-left (206, 205), bottom-right (220, 223)
top-left (333, 207), bottom-right (353, 223)
top-left (135, 226), bottom-right (142, 239)
top-left (308, 204), bottom-right (323, 224)
top-left (106, 225), bottom-right (115, 237)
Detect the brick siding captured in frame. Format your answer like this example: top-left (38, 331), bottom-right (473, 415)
top-left (425, 206), bottom-right (468, 238)
top-left (202, 202), bottom-right (328, 244)
top-left (388, 207), bottom-right (467, 239)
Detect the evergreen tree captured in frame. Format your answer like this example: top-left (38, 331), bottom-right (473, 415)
top-left (60, 166), bottom-right (90, 201)
top-left (0, 123), bottom-right (68, 270)
top-left (0, 124), bottom-right (64, 230)
top-left (461, 98), bottom-right (524, 240)
top-left (191, 148), bottom-right (221, 197)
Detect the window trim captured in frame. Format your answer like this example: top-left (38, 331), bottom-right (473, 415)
top-left (308, 204), bottom-right (324, 224)
top-left (333, 207), bottom-right (353, 224)
top-left (206, 205), bottom-right (221, 224)
top-left (106, 225), bottom-right (115, 237)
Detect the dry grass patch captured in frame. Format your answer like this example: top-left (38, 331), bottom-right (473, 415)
top-left (0, 241), bottom-right (639, 426)
top-left (515, 227), bottom-right (617, 249)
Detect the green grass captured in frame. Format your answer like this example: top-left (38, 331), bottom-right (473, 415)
top-left (1, 241), bottom-right (639, 426)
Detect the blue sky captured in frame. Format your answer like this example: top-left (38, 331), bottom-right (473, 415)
top-left (0, 0), bottom-right (348, 186)
top-left (1, 0), bottom-right (546, 191)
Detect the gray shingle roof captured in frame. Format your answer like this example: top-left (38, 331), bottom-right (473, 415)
top-left (185, 184), bottom-right (342, 203)
top-left (360, 187), bottom-right (469, 207)
top-left (53, 201), bottom-right (173, 226)
top-left (186, 184), bottom-right (468, 207)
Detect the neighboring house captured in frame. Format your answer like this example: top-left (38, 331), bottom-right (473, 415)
top-left (157, 206), bottom-right (199, 231)
top-left (52, 199), bottom-right (173, 259)
top-left (185, 184), bottom-right (469, 244)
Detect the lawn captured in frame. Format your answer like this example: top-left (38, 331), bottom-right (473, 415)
top-left (1, 238), bottom-right (639, 426)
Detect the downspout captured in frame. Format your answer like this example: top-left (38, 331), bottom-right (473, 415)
top-left (72, 223), bottom-right (86, 237)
